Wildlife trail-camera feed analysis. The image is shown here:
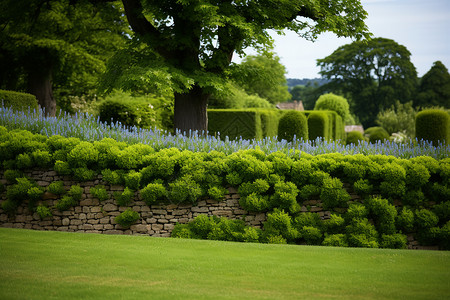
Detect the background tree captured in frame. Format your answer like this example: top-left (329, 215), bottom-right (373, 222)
top-left (290, 83), bottom-right (323, 110)
top-left (103, 0), bottom-right (370, 133)
top-left (318, 38), bottom-right (418, 128)
top-left (0, 0), bottom-right (128, 115)
top-left (415, 61), bottom-right (450, 109)
top-left (230, 54), bottom-right (291, 104)
top-left (375, 101), bottom-right (417, 138)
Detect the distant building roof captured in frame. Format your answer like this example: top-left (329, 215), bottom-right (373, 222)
top-left (276, 100), bottom-right (304, 111)
top-left (345, 125), bottom-right (364, 134)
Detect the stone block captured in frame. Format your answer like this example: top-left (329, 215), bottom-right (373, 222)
top-left (91, 207), bottom-right (102, 213)
top-left (212, 210), bottom-right (232, 216)
top-left (81, 224), bottom-right (94, 230)
top-left (164, 224), bottom-right (175, 231)
top-left (130, 224), bottom-right (149, 233)
top-left (100, 217), bottom-right (110, 224)
top-left (103, 230), bottom-right (123, 235)
top-left (157, 219), bottom-right (169, 224)
top-left (152, 224), bottom-right (163, 231)
top-left (191, 207), bottom-right (208, 213)
top-left (93, 224), bottom-right (104, 230)
top-left (104, 224), bottom-right (114, 230)
top-left (88, 219), bottom-right (99, 225)
top-left (70, 219), bottom-right (82, 226)
top-left (103, 204), bottom-right (117, 212)
top-left (79, 213), bottom-right (87, 220)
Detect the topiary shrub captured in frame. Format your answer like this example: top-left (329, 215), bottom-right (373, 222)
top-left (277, 111), bottom-right (308, 142)
top-left (365, 126), bottom-right (390, 143)
top-left (0, 90), bottom-right (38, 111)
top-left (415, 109), bottom-right (449, 145)
top-left (346, 131), bottom-right (367, 145)
top-left (115, 209), bottom-right (140, 229)
top-left (313, 93), bottom-right (350, 121)
top-left (308, 112), bottom-right (330, 141)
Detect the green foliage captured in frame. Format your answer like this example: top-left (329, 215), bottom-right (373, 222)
top-left (396, 207), bottom-right (415, 233)
top-left (308, 112), bottom-right (330, 141)
top-left (346, 204), bottom-right (368, 222)
top-left (434, 202), bottom-right (450, 226)
top-left (16, 153), bottom-right (33, 169)
top-left (346, 131), bottom-right (366, 145)
top-left (239, 193), bottom-right (270, 212)
top-left (277, 111), bottom-right (308, 142)
top-left (324, 214), bottom-right (346, 234)
top-left (300, 226), bottom-right (323, 245)
top-left (47, 181), bottom-right (65, 195)
top-left (294, 213), bottom-right (323, 231)
top-left (31, 150), bottom-right (52, 168)
top-left (415, 209), bottom-right (439, 230)
top-left (346, 218), bottom-right (379, 248)
top-left (353, 179), bottom-right (373, 196)
top-left (54, 160), bottom-right (71, 176)
top-left (322, 234), bottom-right (348, 247)
top-left (320, 177), bottom-right (350, 209)
top-left (27, 186), bottom-right (44, 202)
top-left (231, 54), bottom-right (291, 104)
top-left (124, 170), bottom-right (142, 190)
top-left (115, 209), bottom-right (140, 229)
top-left (67, 142), bottom-right (99, 168)
top-left (207, 186), bottom-right (227, 201)
top-left (36, 205), bottom-right (52, 220)
top-left (263, 209), bottom-right (299, 243)
top-left (72, 167), bottom-right (96, 182)
top-left (208, 110), bottom-right (263, 140)
top-left (270, 181), bottom-right (300, 214)
top-left (415, 109), bottom-right (449, 145)
top-left (380, 234), bottom-right (408, 249)
top-left (365, 197), bottom-right (397, 234)
top-left (318, 38), bottom-right (418, 128)
top-left (6, 177), bottom-right (33, 204)
top-left (209, 82), bottom-right (272, 109)
top-left (90, 185), bottom-right (109, 202)
top-left (376, 101), bottom-right (417, 137)
top-left (0, 90), bottom-right (38, 111)
top-left (314, 93), bottom-right (350, 121)
top-left (101, 169), bottom-right (124, 185)
top-left (115, 187), bottom-right (135, 207)
top-left (415, 61), bottom-right (450, 108)
top-left (140, 183), bottom-right (166, 206)
top-left (168, 176), bottom-right (202, 204)
top-left (55, 195), bottom-right (77, 212)
top-left (171, 224), bottom-right (195, 239)
top-left (3, 169), bottom-right (23, 183)
top-left (365, 127), bottom-right (390, 143)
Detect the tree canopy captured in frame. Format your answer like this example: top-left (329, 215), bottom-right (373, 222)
top-left (415, 61), bottom-right (450, 109)
top-left (318, 38), bottom-right (417, 128)
top-left (0, 0), bottom-right (129, 115)
top-left (104, 0), bottom-right (371, 133)
top-left (230, 54), bottom-right (291, 104)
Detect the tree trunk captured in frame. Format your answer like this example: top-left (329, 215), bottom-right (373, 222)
top-left (174, 85), bottom-right (210, 134)
top-left (27, 67), bottom-right (56, 116)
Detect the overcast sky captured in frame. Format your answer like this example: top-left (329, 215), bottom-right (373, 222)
top-left (235, 0), bottom-right (450, 79)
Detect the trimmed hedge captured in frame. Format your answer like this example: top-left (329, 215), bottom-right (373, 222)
top-left (0, 90), bottom-right (38, 111)
top-left (1, 126), bottom-right (449, 249)
top-left (208, 109), bottom-right (263, 140)
top-left (277, 111), bottom-right (308, 142)
top-left (416, 109), bottom-right (449, 145)
top-left (346, 131), bottom-right (366, 144)
top-left (308, 112), bottom-right (330, 141)
top-left (365, 127), bottom-right (390, 143)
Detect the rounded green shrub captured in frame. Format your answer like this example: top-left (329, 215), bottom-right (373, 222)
top-left (168, 175), bottom-right (202, 204)
top-left (0, 90), bottom-right (38, 111)
top-left (115, 187), bottom-right (135, 206)
top-left (101, 169), bottom-right (124, 185)
top-left (314, 93), bottom-right (350, 120)
top-left (55, 195), bottom-right (77, 211)
top-left (320, 177), bottom-right (350, 209)
top-left (277, 111), bottom-right (308, 142)
top-left (365, 127), bottom-right (390, 143)
top-left (207, 186), bottom-right (227, 201)
top-left (353, 179), bottom-right (373, 196)
top-left (322, 234), bottom-right (348, 247)
top-left (346, 218), bottom-right (379, 248)
top-left (365, 197), bottom-right (397, 234)
top-left (324, 214), bottom-right (345, 234)
top-left (171, 224), bottom-right (195, 239)
top-left (294, 212), bottom-right (323, 231)
top-left (3, 169), bottom-right (23, 183)
top-left (140, 183), bottom-right (166, 205)
top-left (47, 181), bottom-right (65, 195)
top-left (263, 209), bottom-right (299, 243)
top-left (239, 193), bottom-right (270, 212)
top-left (298, 184), bottom-right (321, 201)
top-left (346, 131), bottom-right (366, 145)
top-left (270, 181), bottom-right (299, 214)
top-left (380, 234), bottom-right (408, 249)
top-left (433, 202), bottom-right (450, 226)
top-left (124, 170), bottom-right (142, 190)
top-left (415, 109), bottom-right (449, 145)
top-left (36, 205), bottom-right (53, 220)
top-left (115, 209), bottom-right (140, 229)
top-left (415, 209), bottom-right (439, 229)
top-left (67, 141), bottom-right (99, 168)
top-left (396, 207), bottom-right (415, 233)
top-left (300, 226), bottom-right (323, 245)
top-left (90, 185), bottom-right (109, 202)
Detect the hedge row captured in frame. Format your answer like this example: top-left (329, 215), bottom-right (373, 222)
top-left (0, 90), bottom-right (38, 111)
top-left (208, 109), bottom-right (345, 141)
top-left (1, 126), bottom-right (449, 249)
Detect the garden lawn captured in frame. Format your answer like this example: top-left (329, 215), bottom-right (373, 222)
top-left (0, 228), bottom-right (449, 300)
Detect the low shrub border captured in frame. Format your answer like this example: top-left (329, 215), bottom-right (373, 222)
top-left (0, 126), bottom-right (449, 249)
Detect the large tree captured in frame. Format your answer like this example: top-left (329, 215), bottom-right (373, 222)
top-left (415, 61), bottom-right (450, 109)
top-left (318, 38), bottom-right (418, 127)
top-left (0, 0), bottom-right (128, 115)
top-left (231, 54), bottom-right (291, 104)
top-left (103, 0), bottom-right (370, 133)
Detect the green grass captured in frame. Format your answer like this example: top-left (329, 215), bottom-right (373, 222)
top-left (0, 228), bottom-right (449, 299)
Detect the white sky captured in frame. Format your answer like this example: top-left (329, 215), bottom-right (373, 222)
top-left (234, 0), bottom-right (450, 79)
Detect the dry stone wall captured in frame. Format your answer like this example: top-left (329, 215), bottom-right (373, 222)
top-left (0, 169), bottom-right (433, 250)
top-left (0, 169), bottom-right (267, 237)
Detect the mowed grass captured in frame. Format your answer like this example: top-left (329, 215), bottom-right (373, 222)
top-left (0, 228), bottom-right (449, 300)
